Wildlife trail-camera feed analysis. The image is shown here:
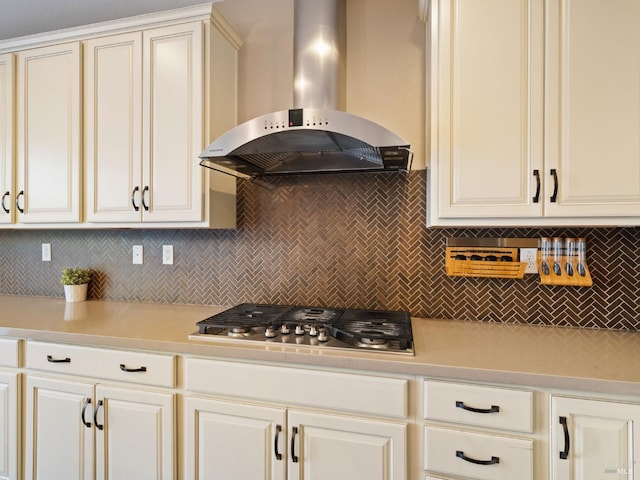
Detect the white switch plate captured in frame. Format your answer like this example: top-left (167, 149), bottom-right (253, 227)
top-left (520, 248), bottom-right (538, 274)
top-left (162, 245), bottom-right (173, 265)
top-left (41, 243), bottom-right (51, 262)
top-left (132, 245), bottom-right (143, 265)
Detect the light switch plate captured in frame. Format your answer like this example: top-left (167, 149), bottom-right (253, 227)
top-left (132, 245), bottom-right (143, 265)
top-left (41, 243), bottom-right (51, 262)
top-left (162, 245), bottom-right (173, 265)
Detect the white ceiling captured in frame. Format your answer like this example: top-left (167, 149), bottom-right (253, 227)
top-left (0, 0), bottom-right (271, 41)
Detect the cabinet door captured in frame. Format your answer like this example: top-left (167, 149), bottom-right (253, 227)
top-left (432, 0), bottom-right (544, 219)
top-left (288, 410), bottom-right (407, 480)
top-left (551, 396), bottom-right (640, 479)
top-left (16, 42), bottom-right (81, 223)
top-left (24, 375), bottom-right (94, 480)
top-left (184, 396), bottom-right (286, 480)
top-left (142, 22), bottom-right (204, 223)
top-left (545, 0), bottom-right (640, 217)
top-left (0, 371), bottom-right (18, 480)
top-left (0, 54), bottom-right (13, 225)
top-left (84, 32), bottom-right (143, 223)
top-left (95, 385), bottom-right (174, 480)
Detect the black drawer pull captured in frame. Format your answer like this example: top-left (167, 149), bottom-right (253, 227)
top-left (456, 450), bottom-right (500, 466)
top-left (94, 400), bottom-right (104, 430)
top-left (559, 416), bottom-right (570, 459)
top-left (47, 355), bottom-right (71, 363)
top-left (1, 191), bottom-right (9, 214)
top-left (456, 400), bottom-right (500, 414)
top-left (274, 424), bottom-right (282, 460)
top-left (15, 190), bottom-right (24, 214)
top-left (532, 169), bottom-right (541, 203)
top-left (550, 168), bottom-right (559, 202)
top-left (291, 426), bottom-right (299, 463)
top-left (131, 186), bottom-right (140, 211)
top-left (81, 398), bottom-right (92, 428)
top-left (120, 364), bottom-right (147, 373)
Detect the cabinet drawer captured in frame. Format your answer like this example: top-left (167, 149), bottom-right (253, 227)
top-left (0, 337), bottom-right (20, 367)
top-left (424, 380), bottom-right (533, 433)
top-left (26, 341), bottom-right (175, 387)
top-left (425, 426), bottom-right (533, 480)
top-left (185, 357), bottom-right (408, 418)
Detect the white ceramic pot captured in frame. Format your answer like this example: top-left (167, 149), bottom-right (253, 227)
top-left (64, 283), bottom-right (88, 303)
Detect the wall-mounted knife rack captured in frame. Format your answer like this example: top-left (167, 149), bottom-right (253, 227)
top-left (445, 238), bottom-right (536, 279)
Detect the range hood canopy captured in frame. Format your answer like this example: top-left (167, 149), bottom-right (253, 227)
top-left (200, 0), bottom-right (411, 177)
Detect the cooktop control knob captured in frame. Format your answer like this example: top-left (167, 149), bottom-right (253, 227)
top-left (295, 324), bottom-right (305, 336)
top-left (309, 325), bottom-right (319, 337)
top-left (280, 324), bottom-right (291, 335)
top-left (265, 325), bottom-right (277, 338)
top-left (317, 329), bottom-right (329, 342)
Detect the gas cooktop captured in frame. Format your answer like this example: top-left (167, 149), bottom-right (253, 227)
top-left (190, 303), bottom-right (414, 355)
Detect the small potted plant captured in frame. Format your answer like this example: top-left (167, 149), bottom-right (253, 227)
top-left (61, 267), bottom-right (93, 302)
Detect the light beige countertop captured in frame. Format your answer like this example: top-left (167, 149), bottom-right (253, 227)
top-left (1, 295), bottom-right (639, 396)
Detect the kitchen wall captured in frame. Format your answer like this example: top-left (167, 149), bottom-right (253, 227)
top-left (0, 170), bottom-right (638, 330)
top-left (1, 1), bottom-right (638, 331)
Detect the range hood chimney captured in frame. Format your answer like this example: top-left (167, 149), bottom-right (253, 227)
top-left (199, 0), bottom-right (412, 177)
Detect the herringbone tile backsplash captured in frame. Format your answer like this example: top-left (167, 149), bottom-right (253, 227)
top-left (0, 171), bottom-right (638, 330)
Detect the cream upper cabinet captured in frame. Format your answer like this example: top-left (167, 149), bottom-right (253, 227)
top-left (0, 54), bottom-right (13, 225)
top-left (85, 14), bottom-right (239, 227)
top-left (84, 32), bottom-right (143, 223)
top-left (430, 0), bottom-right (544, 221)
top-left (16, 42), bottom-right (81, 224)
top-left (429, 0), bottom-right (640, 226)
top-left (142, 22), bottom-right (204, 223)
top-left (551, 396), bottom-right (640, 480)
top-left (544, 0), bottom-right (640, 218)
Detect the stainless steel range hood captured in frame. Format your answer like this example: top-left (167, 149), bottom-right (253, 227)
top-left (199, 0), bottom-right (411, 177)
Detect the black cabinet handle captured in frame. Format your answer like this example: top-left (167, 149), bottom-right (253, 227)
top-left (550, 169), bottom-right (559, 203)
top-left (15, 190), bottom-right (24, 214)
top-left (47, 355), bottom-right (71, 363)
top-left (81, 398), bottom-right (92, 428)
top-left (291, 426), bottom-right (299, 463)
top-left (94, 400), bottom-right (104, 431)
top-left (456, 450), bottom-right (500, 465)
top-left (131, 186), bottom-right (140, 211)
top-left (120, 364), bottom-right (147, 373)
top-left (532, 169), bottom-right (541, 203)
top-left (1, 191), bottom-right (9, 213)
top-left (274, 424), bottom-right (282, 460)
top-left (456, 400), bottom-right (499, 414)
top-left (559, 416), bottom-right (570, 459)
top-left (141, 186), bottom-right (149, 211)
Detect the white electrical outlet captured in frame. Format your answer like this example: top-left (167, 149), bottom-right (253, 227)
top-left (162, 245), bottom-right (173, 265)
top-left (132, 245), bottom-right (143, 265)
top-left (41, 243), bottom-right (51, 262)
top-left (520, 248), bottom-right (538, 274)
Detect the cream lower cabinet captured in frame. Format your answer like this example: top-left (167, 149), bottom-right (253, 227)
top-left (184, 397), bottom-right (286, 479)
top-left (423, 380), bottom-right (535, 480)
top-left (0, 337), bottom-right (20, 480)
top-left (551, 396), bottom-right (640, 480)
top-left (288, 409), bottom-right (406, 480)
top-left (184, 358), bottom-right (408, 480)
top-left (429, 0), bottom-right (640, 226)
top-left (24, 341), bottom-right (176, 480)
